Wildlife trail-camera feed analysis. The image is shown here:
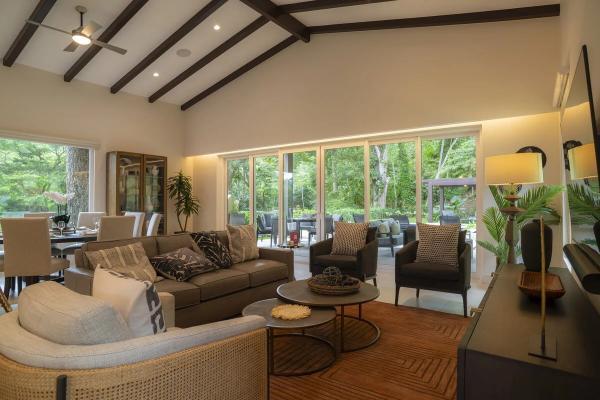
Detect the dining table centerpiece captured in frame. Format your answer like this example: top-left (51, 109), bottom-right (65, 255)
top-left (43, 191), bottom-right (74, 226)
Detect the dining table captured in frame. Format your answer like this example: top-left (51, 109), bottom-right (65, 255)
top-left (0, 230), bottom-right (98, 245)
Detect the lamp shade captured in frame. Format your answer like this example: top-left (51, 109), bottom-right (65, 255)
top-left (485, 153), bottom-right (543, 185)
top-left (568, 143), bottom-right (598, 180)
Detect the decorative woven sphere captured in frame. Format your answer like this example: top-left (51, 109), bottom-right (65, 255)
top-left (322, 266), bottom-right (343, 285)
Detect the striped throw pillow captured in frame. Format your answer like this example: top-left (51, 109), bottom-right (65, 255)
top-left (85, 242), bottom-right (157, 282)
top-left (331, 222), bottom-right (369, 256)
top-left (415, 223), bottom-right (460, 267)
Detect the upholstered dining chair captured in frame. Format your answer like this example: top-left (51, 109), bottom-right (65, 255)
top-left (124, 211), bottom-right (146, 237)
top-left (309, 227), bottom-right (379, 286)
top-left (394, 228), bottom-right (471, 317)
top-left (97, 216), bottom-right (135, 241)
top-left (0, 218), bottom-right (69, 296)
top-left (146, 213), bottom-right (162, 236)
top-left (24, 212), bottom-right (62, 256)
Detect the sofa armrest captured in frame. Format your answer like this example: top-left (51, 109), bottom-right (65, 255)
top-left (158, 292), bottom-right (175, 329)
top-left (357, 238), bottom-right (378, 279)
top-left (258, 248), bottom-right (294, 281)
top-left (64, 266), bottom-right (94, 295)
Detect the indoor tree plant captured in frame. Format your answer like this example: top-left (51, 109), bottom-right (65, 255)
top-left (167, 171), bottom-right (200, 233)
top-left (477, 185), bottom-right (563, 268)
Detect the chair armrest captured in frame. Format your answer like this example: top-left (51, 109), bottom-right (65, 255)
top-left (357, 239), bottom-right (378, 279)
top-left (309, 238), bottom-right (334, 274)
top-left (158, 292), bottom-right (175, 329)
top-left (258, 248), bottom-right (295, 281)
top-left (459, 243), bottom-right (472, 287)
top-left (395, 240), bottom-right (419, 266)
top-left (64, 266), bottom-right (94, 295)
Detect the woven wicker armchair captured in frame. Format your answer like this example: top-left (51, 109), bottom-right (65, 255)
top-left (0, 310), bottom-right (268, 400)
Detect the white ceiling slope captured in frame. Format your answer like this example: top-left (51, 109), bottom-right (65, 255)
top-left (0, 0), bottom-right (558, 105)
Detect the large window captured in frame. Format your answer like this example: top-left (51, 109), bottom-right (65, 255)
top-left (369, 141), bottom-right (416, 221)
top-left (421, 137), bottom-right (476, 228)
top-left (283, 150), bottom-right (318, 244)
top-left (324, 146), bottom-right (365, 222)
top-left (0, 138), bottom-right (90, 224)
top-left (227, 158), bottom-right (250, 224)
top-left (254, 155), bottom-right (279, 247)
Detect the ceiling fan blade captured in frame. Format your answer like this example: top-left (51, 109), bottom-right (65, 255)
top-left (63, 41), bottom-right (79, 52)
top-left (91, 39), bottom-right (127, 55)
top-left (26, 20), bottom-right (72, 36)
top-left (82, 20), bottom-right (102, 36)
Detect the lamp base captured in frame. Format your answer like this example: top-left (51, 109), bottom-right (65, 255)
top-left (528, 334), bottom-right (557, 361)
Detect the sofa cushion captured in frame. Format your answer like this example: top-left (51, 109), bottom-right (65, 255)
top-left (153, 279), bottom-right (201, 309)
top-left (226, 224), bottom-right (259, 263)
top-left (81, 237), bottom-right (157, 269)
top-left (18, 281), bottom-right (132, 345)
top-left (151, 248), bottom-right (217, 282)
top-left (188, 269), bottom-right (249, 301)
top-left (314, 254), bottom-right (357, 271)
top-left (85, 242), bottom-right (157, 282)
top-left (230, 259), bottom-right (288, 287)
top-left (93, 268), bottom-right (166, 338)
top-left (156, 234), bottom-right (199, 255)
top-left (396, 262), bottom-right (460, 281)
top-left (191, 232), bottom-right (233, 268)
top-left (331, 222), bottom-right (369, 256)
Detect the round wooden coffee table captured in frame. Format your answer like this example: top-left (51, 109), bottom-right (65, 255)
top-left (277, 280), bottom-right (380, 352)
top-left (242, 298), bottom-right (336, 376)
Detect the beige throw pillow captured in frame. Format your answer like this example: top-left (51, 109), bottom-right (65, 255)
top-left (331, 222), bottom-right (369, 256)
top-left (226, 224), bottom-right (259, 264)
top-left (93, 268), bottom-right (166, 338)
top-left (85, 242), bottom-right (157, 282)
top-left (415, 223), bottom-right (460, 267)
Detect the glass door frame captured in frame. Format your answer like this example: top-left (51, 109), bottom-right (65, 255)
top-left (252, 152), bottom-right (279, 245)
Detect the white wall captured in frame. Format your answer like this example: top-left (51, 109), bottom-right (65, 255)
top-left (0, 64), bottom-right (187, 233)
top-left (184, 17), bottom-right (559, 155)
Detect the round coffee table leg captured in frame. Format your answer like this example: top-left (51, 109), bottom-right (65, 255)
top-left (340, 305), bottom-right (345, 352)
top-left (270, 332), bottom-right (336, 376)
top-left (338, 304), bottom-right (381, 353)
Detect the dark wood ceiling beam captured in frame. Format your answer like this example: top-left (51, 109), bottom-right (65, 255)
top-left (149, 16), bottom-right (268, 103)
top-left (181, 36), bottom-right (297, 110)
top-left (310, 4), bottom-right (560, 34)
top-left (64, 0), bottom-right (148, 82)
top-left (239, 0), bottom-right (309, 42)
top-left (2, 0), bottom-right (57, 67)
top-left (281, 0), bottom-right (393, 13)
top-left (111, 0), bottom-right (227, 94)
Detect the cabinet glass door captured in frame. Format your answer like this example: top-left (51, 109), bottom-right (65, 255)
top-left (144, 155), bottom-right (166, 234)
top-left (119, 153), bottom-right (142, 213)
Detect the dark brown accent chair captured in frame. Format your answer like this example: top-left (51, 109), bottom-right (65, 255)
top-left (310, 227), bottom-right (378, 286)
top-left (394, 226), bottom-right (471, 316)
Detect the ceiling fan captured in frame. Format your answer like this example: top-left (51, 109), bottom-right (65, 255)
top-left (26, 5), bottom-right (127, 55)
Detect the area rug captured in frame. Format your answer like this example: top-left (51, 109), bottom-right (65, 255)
top-left (270, 301), bottom-right (469, 400)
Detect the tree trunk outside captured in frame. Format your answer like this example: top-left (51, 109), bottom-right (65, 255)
top-left (66, 147), bottom-right (89, 226)
top-left (373, 145), bottom-right (389, 208)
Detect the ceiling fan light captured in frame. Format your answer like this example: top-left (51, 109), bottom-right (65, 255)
top-left (72, 34), bottom-right (91, 45)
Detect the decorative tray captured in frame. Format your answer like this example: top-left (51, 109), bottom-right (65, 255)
top-left (308, 276), bottom-right (361, 296)
top-left (518, 271), bottom-right (566, 300)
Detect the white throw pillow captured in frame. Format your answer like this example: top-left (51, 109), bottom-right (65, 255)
top-left (18, 281), bottom-right (132, 345)
top-left (93, 268), bottom-right (167, 338)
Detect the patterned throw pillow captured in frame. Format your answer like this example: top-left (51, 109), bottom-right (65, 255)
top-left (93, 268), bottom-right (166, 338)
top-left (150, 247), bottom-right (217, 282)
top-left (415, 223), bottom-right (460, 267)
top-left (331, 222), bottom-right (369, 256)
top-left (226, 224), bottom-right (259, 264)
top-left (85, 242), bottom-right (157, 282)
top-left (191, 232), bottom-right (233, 268)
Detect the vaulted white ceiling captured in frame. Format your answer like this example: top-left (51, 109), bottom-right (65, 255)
top-left (0, 0), bottom-right (558, 107)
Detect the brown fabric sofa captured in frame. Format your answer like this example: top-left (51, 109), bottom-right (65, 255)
top-left (65, 232), bottom-right (294, 327)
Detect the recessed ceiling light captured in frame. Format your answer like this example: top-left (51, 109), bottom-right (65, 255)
top-left (176, 48), bottom-right (191, 58)
top-left (213, 24), bottom-right (221, 31)
top-left (152, 72), bottom-right (159, 77)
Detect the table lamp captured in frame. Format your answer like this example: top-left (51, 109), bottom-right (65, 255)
top-left (485, 153), bottom-right (544, 264)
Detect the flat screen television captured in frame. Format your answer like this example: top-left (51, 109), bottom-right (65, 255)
top-left (561, 45), bottom-right (600, 295)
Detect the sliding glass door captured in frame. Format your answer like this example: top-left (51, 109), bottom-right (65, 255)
top-left (254, 155), bottom-right (279, 247)
top-left (323, 145), bottom-right (365, 224)
top-left (282, 150), bottom-right (318, 245)
top-left (227, 158), bottom-right (250, 225)
top-left (369, 141), bottom-right (417, 221)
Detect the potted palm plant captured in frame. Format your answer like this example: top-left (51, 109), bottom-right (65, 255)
top-left (167, 171), bottom-right (200, 233)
